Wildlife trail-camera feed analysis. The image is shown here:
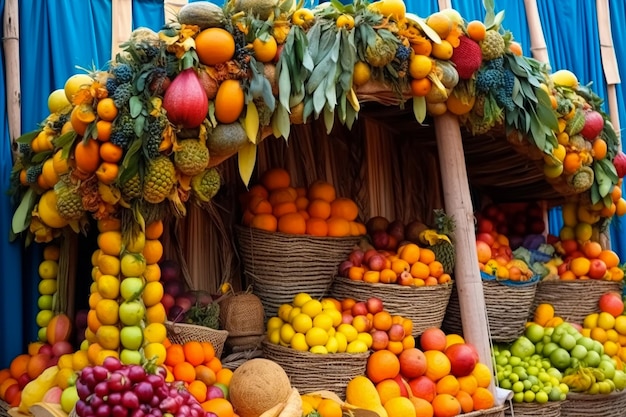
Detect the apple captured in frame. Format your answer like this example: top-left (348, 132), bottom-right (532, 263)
top-left (372, 231), bottom-right (390, 250)
top-left (388, 323), bottom-right (405, 342)
top-left (476, 232), bottom-right (495, 247)
top-left (351, 301), bottom-right (368, 317)
top-left (371, 330), bottom-right (389, 350)
top-left (483, 204), bottom-right (500, 220)
top-left (408, 376), bottom-right (436, 402)
top-left (339, 260), bottom-right (353, 277)
top-left (161, 293), bottom-right (175, 313)
top-left (398, 271), bottom-right (414, 286)
top-left (206, 385), bottom-right (225, 400)
top-left (588, 259), bottom-right (608, 280)
top-left (387, 220), bottom-right (405, 242)
top-left (52, 340), bottom-right (74, 357)
top-left (163, 279), bottom-right (184, 298)
top-left (349, 250), bottom-right (365, 267)
top-left (213, 382), bottom-right (229, 399)
top-left (366, 216), bottom-right (390, 234)
top-left (477, 218), bottom-right (494, 233)
top-left (363, 249), bottom-right (379, 264)
top-left (39, 343), bottom-right (53, 356)
top-left (399, 348), bottom-right (427, 379)
top-left (445, 343), bottom-right (478, 377)
top-left (366, 297), bottom-right (384, 315)
top-left (120, 326), bottom-right (144, 351)
top-left (46, 356), bottom-right (59, 368)
top-left (393, 374), bottom-right (410, 397)
top-left (17, 372), bottom-right (31, 389)
top-left (599, 292), bottom-right (624, 317)
top-left (367, 254), bottom-right (386, 272)
top-left (119, 301), bottom-right (146, 326)
top-left (386, 235), bottom-right (398, 251)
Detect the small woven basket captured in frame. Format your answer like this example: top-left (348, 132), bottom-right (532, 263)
top-left (261, 340), bottom-right (369, 399)
top-left (531, 280), bottom-right (624, 325)
top-left (219, 291), bottom-right (266, 350)
top-left (560, 390), bottom-right (626, 417)
top-left (165, 321), bottom-right (228, 358)
top-left (463, 405), bottom-right (507, 417)
top-left (235, 225), bottom-right (361, 318)
top-left (504, 401), bottom-right (562, 417)
top-left (443, 276), bottom-right (539, 342)
top-left (331, 277), bottom-right (453, 337)
top-left (0, 400), bottom-right (10, 417)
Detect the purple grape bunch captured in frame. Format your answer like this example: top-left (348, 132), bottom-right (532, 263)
top-left (74, 357), bottom-right (209, 417)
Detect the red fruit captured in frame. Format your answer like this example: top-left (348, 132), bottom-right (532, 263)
top-left (371, 330), bottom-right (390, 351)
top-left (614, 151), bottom-right (626, 178)
top-left (398, 271), bottom-right (414, 286)
top-left (393, 374), bottom-right (410, 397)
top-left (368, 254), bottom-right (386, 271)
top-left (372, 231), bottom-right (390, 250)
top-left (47, 314), bottom-right (72, 345)
top-left (388, 324), bottom-right (406, 342)
top-left (408, 376), bottom-right (437, 402)
top-left (477, 218), bottom-right (494, 234)
top-left (160, 259), bottom-right (181, 282)
top-left (341, 312), bottom-right (354, 324)
top-left (366, 297), bottom-right (384, 315)
top-left (17, 372), bottom-right (31, 389)
top-left (588, 259), bottom-right (608, 280)
top-left (420, 327), bottom-right (447, 352)
top-left (450, 36), bottom-right (483, 79)
top-left (599, 292), bottom-right (624, 317)
top-left (363, 249), bottom-right (379, 264)
top-left (349, 249), bottom-right (365, 267)
top-left (476, 233), bottom-right (495, 247)
top-left (580, 110), bottom-right (604, 141)
top-left (52, 340), bottom-right (74, 357)
top-left (163, 68), bottom-right (209, 129)
top-left (351, 302), bottom-right (368, 317)
top-left (445, 343), bottom-right (478, 377)
top-left (399, 348), bottom-right (427, 379)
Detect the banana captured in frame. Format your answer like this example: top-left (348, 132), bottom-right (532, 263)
top-left (590, 368), bottom-right (606, 382)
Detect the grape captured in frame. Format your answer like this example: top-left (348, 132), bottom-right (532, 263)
top-left (177, 404), bottom-right (191, 417)
top-left (150, 410), bottom-right (162, 417)
top-left (93, 366), bottom-right (110, 382)
top-left (112, 405), bottom-right (128, 417)
top-left (108, 391), bottom-right (122, 406)
top-left (103, 356), bottom-right (122, 371)
top-left (77, 381), bottom-right (91, 400)
top-left (95, 404), bottom-right (110, 417)
top-left (128, 365), bottom-right (147, 383)
top-left (146, 374), bottom-right (165, 388)
top-left (108, 371), bottom-right (131, 392)
top-left (150, 394), bottom-right (161, 407)
top-left (130, 410), bottom-right (146, 417)
top-left (134, 381), bottom-right (154, 403)
top-left (160, 397), bottom-right (179, 413)
top-left (122, 391), bottom-right (140, 409)
top-left (94, 381), bottom-right (109, 398)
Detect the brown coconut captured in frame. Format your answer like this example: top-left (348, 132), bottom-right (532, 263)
top-left (229, 358), bottom-right (292, 417)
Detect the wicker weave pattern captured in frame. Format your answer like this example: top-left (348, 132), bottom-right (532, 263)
top-left (0, 400), bottom-right (9, 417)
top-left (504, 401), bottom-right (561, 417)
top-left (166, 321), bottom-right (228, 358)
top-left (561, 391), bottom-right (626, 417)
top-left (532, 281), bottom-right (624, 325)
top-left (331, 277), bottom-right (453, 337)
top-left (262, 340), bottom-right (369, 399)
top-left (235, 225), bottom-right (361, 318)
top-left (463, 405), bottom-right (507, 417)
top-left (443, 280), bottom-right (538, 342)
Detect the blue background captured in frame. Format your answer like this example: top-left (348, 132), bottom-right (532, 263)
top-left (1, 0), bottom-right (625, 366)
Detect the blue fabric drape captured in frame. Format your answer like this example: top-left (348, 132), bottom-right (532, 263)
top-left (134, 0), bottom-right (166, 31)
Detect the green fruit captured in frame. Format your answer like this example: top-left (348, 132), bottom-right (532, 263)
top-left (119, 301), bottom-right (146, 326)
top-left (559, 334), bottom-right (577, 351)
top-left (592, 340), bottom-right (604, 355)
top-left (548, 387), bottom-right (562, 402)
top-left (61, 386), bottom-right (79, 414)
top-left (120, 349), bottom-right (143, 365)
top-left (120, 277), bottom-right (145, 301)
top-left (542, 342), bottom-right (559, 357)
top-left (584, 350), bottom-right (602, 367)
top-left (38, 295), bottom-right (53, 310)
top-left (613, 370), bottom-right (626, 390)
top-left (577, 336), bottom-right (595, 351)
top-left (511, 337), bottom-right (535, 359)
top-left (36, 309), bottom-right (54, 327)
top-left (38, 327), bottom-right (47, 342)
top-left (120, 325), bottom-right (144, 350)
top-left (512, 381), bottom-right (524, 393)
top-left (549, 348), bottom-right (571, 370)
top-left (525, 324), bottom-right (545, 344)
top-left (523, 390), bottom-right (535, 403)
top-left (513, 392), bottom-right (524, 403)
top-left (535, 391), bottom-right (548, 404)
top-left (599, 360), bottom-right (616, 380)
top-left (570, 344), bottom-right (588, 360)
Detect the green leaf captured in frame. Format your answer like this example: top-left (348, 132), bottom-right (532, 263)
top-left (16, 129), bottom-right (40, 145)
top-left (591, 182), bottom-right (601, 205)
top-left (483, 0), bottom-right (496, 27)
top-left (491, 10), bottom-right (505, 29)
top-left (238, 142), bottom-right (257, 187)
top-left (273, 105), bottom-right (291, 139)
top-left (345, 104), bottom-right (357, 130)
top-left (323, 105), bottom-right (335, 134)
top-left (277, 59), bottom-right (292, 110)
top-left (413, 96), bottom-right (426, 123)
top-left (130, 96), bottom-right (143, 118)
top-left (529, 116), bottom-right (546, 150)
top-left (329, 0), bottom-right (345, 13)
top-left (600, 158), bottom-right (619, 181)
top-left (31, 151), bottom-right (53, 164)
top-left (122, 137), bottom-right (143, 171)
top-left (12, 188), bottom-right (36, 234)
top-left (84, 122), bottom-right (97, 141)
top-left (134, 115), bottom-right (146, 137)
top-left (135, 70), bottom-right (150, 93)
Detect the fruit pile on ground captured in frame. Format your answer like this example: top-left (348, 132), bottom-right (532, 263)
top-left (266, 293), bottom-right (414, 355)
top-left (240, 168), bottom-right (366, 237)
top-left (346, 327), bottom-right (494, 417)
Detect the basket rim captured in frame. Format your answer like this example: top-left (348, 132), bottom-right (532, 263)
top-left (234, 224), bottom-right (363, 242)
top-left (333, 275), bottom-right (454, 291)
top-left (261, 338), bottom-right (370, 359)
top-left (566, 390), bottom-right (626, 400)
top-left (165, 321), bottom-right (229, 336)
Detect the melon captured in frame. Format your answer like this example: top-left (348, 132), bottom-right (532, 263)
top-left (229, 358), bottom-right (291, 417)
top-left (207, 122), bottom-right (249, 167)
top-left (233, 0), bottom-right (279, 20)
top-left (177, 1), bottom-right (225, 29)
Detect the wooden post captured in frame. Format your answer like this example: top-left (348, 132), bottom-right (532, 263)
top-left (434, 113), bottom-right (495, 391)
top-left (111, 0), bottom-right (133, 58)
top-left (3, 0), bottom-right (20, 161)
top-left (522, 0), bottom-right (550, 65)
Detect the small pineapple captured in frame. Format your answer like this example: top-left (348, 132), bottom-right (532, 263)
top-left (55, 182), bottom-right (85, 221)
top-left (191, 168), bottom-right (221, 203)
top-left (143, 156), bottom-right (176, 204)
top-left (174, 139), bottom-right (209, 176)
top-left (423, 209), bottom-right (456, 275)
top-left (480, 30), bottom-right (505, 61)
top-left (121, 173), bottom-right (142, 201)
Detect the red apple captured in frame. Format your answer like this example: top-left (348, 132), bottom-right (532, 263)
top-left (339, 260), bottom-right (354, 277)
top-left (371, 330), bottom-right (389, 351)
top-left (46, 356), bottom-right (59, 368)
top-left (351, 301), bottom-right (368, 317)
top-left (445, 343), bottom-right (478, 377)
top-left (398, 270), bottom-right (414, 286)
top-left (588, 259), bottom-right (608, 280)
top-left (476, 232), bottom-right (495, 247)
top-left (368, 254), bottom-right (386, 272)
top-left (557, 262), bottom-right (570, 276)
top-left (366, 297), bottom-right (384, 315)
top-left (477, 218), bottom-right (494, 234)
top-left (408, 376), bottom-right (437, 402)
top-left (349, 250), bottom-right (365, 267)
top-left (599, 292), bottom-right (624, 317)
top-left (206, 385), bottom-right (225, 400)
top-left (393, 374), bottom-right (410, 397)
top-left (399, 348), bottom-right (427, 379)
top-left (388, 323), bottom-right (405, 342)
top-left (38, 344), bottom-right (53, 356)
top-left (161, 293), bottom-right (175, 313)
top-left (17, 372), bottom-right (31, 389)
top-left (52, 340), bottom-right (73, 357)
top-left (363, 249), bottom-right (379, 264)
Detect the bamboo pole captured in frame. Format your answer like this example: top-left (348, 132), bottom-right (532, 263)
top-left (522, 0), bottom-right (550, 65)
top-left (3, 0), bottom-right (20, 161)
top-left (111, 0), bottom-right (133, 58)
top-left (434, 112), bottom-right (495, 395)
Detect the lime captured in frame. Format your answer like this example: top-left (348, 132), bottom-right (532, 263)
top-left (523, 390), bottom-right (535, 403)
top-left (512, 381), bottom-right (524, 393)
top-left (548, 387), bottom-right (562, 402)
top-left (500, 379), bottom-right (512, 390)
top-left (535, 391), bottom-right (549, 404)
top-left (508, 356), bottom-right (522, 366)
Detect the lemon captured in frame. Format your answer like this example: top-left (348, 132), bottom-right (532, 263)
top-left (97, 254), bottom-right (121, 276)
top-left (337, 323), bottom-right (358, 342)
top-left (143, 342), bottom-right (166, 365)
top-left (614, 316), bottom-right (626, 335)
top-left (36, 309), bottom-right (54, 327)
top-left (305, 327), bottom-right (329, 347)
top-left (325, 336), bottom-right (339, 353)
top-left (64, 73), bottom-right (93, 101)
top-left (280, 323), bottom-right (296, 344)
top-left (550, 69), bottom-right (579, 88)
top-left (288, 307), bottom-right (302, 323)
top-left (335, 331), bottom-right (348, 352)
top-left (310, 345), bottom-right (328, 354)
top-left (291, 333), bottom-right (309, 351)
top-left (312, 312), bottom-right (333, 331)
top-left (143, 322), bottom-right (167, 343)
top-left (126, 232), bottom-right (146, 253)
top-left (346, 339), bottom-right (369, 353)
top-left (39, 279), bottom-right (58, 295)
top-left (293, 292), bottom-right (312, 307)
top-left (121, 253), bottom-right (147, 277)
top-left (292, 313), bottom-right (313, 333)
top-left (325, 309), bottom-right (342, 327)
top-left (301, 299), bottom-right (323, 318)
top-left (38, 295), bottom-right (53, 310)
top-left (598, 312), bottom-right (616, 330)
top-left (357, 332), bottom-right (373, 348)
top-left (47, 88), bottom-right (71, 113)
top-left (98, 275), bottom-right (121, 299)
top-left (39, 260), bottom-right (59, 279)
top-left (268, 329), bottom-right (281, 344)
top-left (266, 316), bottom-right (284, 334)
top-left (278, 304), bottom-right (293, 322)
top-left (607, 329), bottom-right (619, 342)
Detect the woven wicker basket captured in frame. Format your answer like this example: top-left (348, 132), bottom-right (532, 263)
top-left (0, 400), bottom-right (9, 417)
top-left (531, 280), bottom-right (624, 325)
top-left (463, 405), bottom-right (507, 417)
top-left (330, 277), bottom-right (453, 337)
top-left (443, 278), bottom-right (539, 342)
top-left (560, 390), bottom-right (626, 417)
top-left (235, 225), bottom-right (361, 318)
top-left (504, 401), bottom-right (562, 417)
top-left (261, 340), bottom-right (369, 399)
top-left (165, 321), bottom-right (228, 358)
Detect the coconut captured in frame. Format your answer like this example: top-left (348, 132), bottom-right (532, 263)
top-left (229, 358), bottom-right (292, 417)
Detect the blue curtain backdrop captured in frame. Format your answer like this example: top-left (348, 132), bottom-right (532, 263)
top-left (2, 0), bottom-right (626, 367)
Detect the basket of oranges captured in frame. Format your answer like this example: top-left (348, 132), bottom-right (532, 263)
top-left (165, 321), bottom-right (229, 359)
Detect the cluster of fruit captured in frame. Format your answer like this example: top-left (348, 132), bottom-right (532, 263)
top-left (241, 168), bottom-right (366, 238)
top-left (474, 224), bottom-right (535, 282)
top-left (581, 292), bottom-right (626, 370)
top-left (301, 393), bottom-right (345, 417)
top-left (86, 218), bottom-right (168, 367)
top-left (346, 327), bottom-right (495, 417)
top-left (34, 244), bottom-right (62, 342)
top-left (550, 239), bottom-right (624, 281)
top-left (339, 244), bottom-right (451, 286)
top-left (266, 293), bottom-right (414, 355)
top-left (559, 192), bottom-right (626, 244)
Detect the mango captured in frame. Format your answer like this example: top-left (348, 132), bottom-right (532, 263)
top-left (19, 365), bottom-right (60, 413)
top-left (345, 376), bottom-right (388, 417)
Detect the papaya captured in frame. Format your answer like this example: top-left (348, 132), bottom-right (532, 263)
top-left (19, 366), bottom-right (60, 413)
top-left (47, 314), bottom-right (72, 345)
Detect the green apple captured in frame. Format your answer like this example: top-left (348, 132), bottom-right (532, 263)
top-left (549, 348), bottom-right (571, 370)
top-left (577, 336), bottom-right (595, 351)
top-left (119, 301), bottom-right (146, 326)
top-left (599, 359), bottom-right (616, 380)
top-left (120, 349), bottom-right (143, 365)
top-left (542, 342), bottom-right (559, 357)
top-left (613, 370), bottom-right (626, 390)
top-left (592, 340), bottom-right (605, 355)
top-left (559, 334), bottom-right (577, 351)
top-left (513, 392), bottom-right (524, 403)
top-left (120, 325), bottom-right (144, 350)
top-left (570, 344), bottom-right (588, 360)
top-left (584, 350), bottom-right (602, 367)
top-left (120, 277), bottom-right (145, 301)
top-left (61, 386), bottom-right (79, 414)
top-left (525, 323), bottom-right (545, 343)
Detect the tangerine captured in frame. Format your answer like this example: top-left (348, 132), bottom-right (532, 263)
top-left (306, 217), bottom-right (328, 236)
top-left (214, 79), bottom-right (244, 124)
top-left (424, 350), bottom-right (451, 381)
top-left (308, 181), bottom-right (336, 202)
top-left (260, 168), bottom-right (291, 191)
top-left (195, 28), bottom-right (235, 65)
top-left (471, 387), bottom-right (494, 410)
top-left (327, 217), bottom-right (351, 237)
top-left (329, 197), bottom-right (359, 221)
top-left (466, 20), bottom-right (486, 41)
top-left (431, 394), bottom-right (461, 417)
top-left (277, 212), bottom-right (306, 234)
top-left (252, 36), bottom-right (278, 63)
top-left (74, 139), bottom-right (101, 173)
top-left (366, 349), bottom-right (401, 383)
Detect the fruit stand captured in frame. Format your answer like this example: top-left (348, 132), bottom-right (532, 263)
top-left (1, 1), bottom-right (626, 417)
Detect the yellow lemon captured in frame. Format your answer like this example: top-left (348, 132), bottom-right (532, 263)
top-left (337, 323), bottom-right (358, 342)
top-left (301, 299), bottom-right (323, 318)
top-left (290, 333), bottom-right (309, 351)
top-left (39, 260), bottom-right (59, 279)
top-left (346, 339), bottom-right (369, 353)
top-left (288, 307), bottom-right (302, 323)
top-left (143, 342), bottom-right (166, 366)
top-left (614, 315), bottom-right (626, 335)
top-left (292, 292), bottom-right (312, 307)
top-left (126, 232), bottom-right (146, 253)
top-left (36, 309), bottom-right (54, 327)
top-left (268, 329), bottom-right (281, 344)
top-left (357, 332), bottom-right (373, 348)
top-left (143, 322), bottom-right (167, 344)
top-left (280, 323), bottom-right (296, 344)
top-left (305, 327), bottom-right (329, 347)
top-left (48, 88), bottom-right (71, 113)
top-left (98, 275), bottom-right (120, 299)
top-left (39, 279), bottom-right (57, 295)
top-left (278, 304), bottom-right (293, 322)
top-left (266, 317), bottom-right (284, 334)
top-left (72, 350), bottom-right (90, 371)
top-left (550, 69), bottom-right (579, 88)
top-left (325, 336), bottom-right (339, 353)
top-left (335, 331), bottom-right (348, 352)
top-left (312, 313), bottom-right (334, 331)
top-left (121, 253), bottom-right (147, 277)
top-left (292, 313), bottom-right (313, 333)
top-left (598, 312), bottom-right (616, 331)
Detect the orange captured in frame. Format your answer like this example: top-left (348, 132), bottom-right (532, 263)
top-left (410, 261), bottom-right (430, 279)
top-left (216, 368), bottom-right (233, 386)
top-left (165, 343), bottom-right (185, 367)
top-left (308, 181), bottom-right (336, 202)
top-left (380, 268), bottom-right (398, 283)
top-left (436, 374), bottom-right (460, 396)
top-left (99, 142), bottom-right (123, 163)
top-left (317, 398), bottom-right (343, 417)
top-left (75, 103), bottom-right (96, 123)
top-left (327, 217), bottom-right (351, 237)
top-left (188, 380), bottom-right (207, 403)
top-left (373, 311), bottom-right (393, 331)
top-left (260, 168), bottom-right (291, 191)
top-left (252, 36), bottom-right (278, 63)
top-left (207, 356), bottom-right (223, 374)
top-left (391, 259), bottom-right (410, 275)
top-left (570, 257), bottom-right (591, 277)
top-left (145, 220), bottom-right (164, 240)
top-left (251, 213), bottom-right (278, 232)
top-left (424, 350), bottom-right (451, 381)
top-left (96, 98), bottom-right (118, 121)
top-left (268, 187), bottom-right (297, 205)
top-left (366, 349), bottom-right (401, 383)
top-left (563, 152), bottom-right (582, 174)
top-left (295, 196), bottom-right (309, 210)
top-left (183, 341), bottom-right (205, 367)
top-left (308, 199), bottom-right (332, 219)
top-left (0, 378), bottom-right (18, 399)
top-left (248, 196), bottom-right (273, 215)
top-left (272, 202), bottom-right (298, 217)
top-left (471, 363), bottom-right (492, 388)
top-left (411, 38), bottom-right (433, 56)
top-left (143, 239), bottom-right (164, 264)
top-left (195, 28), bottom-right (235, 66)
top-left (95, 161), bottom-right (119, 185)
top-left (277, 212), bottom-right (306, 234)
top-left (214, 79), bottom-right (244, 124)
top-left (410, 78), bottom-right (431, 97)
top-left (74, 139), bottom-right (101, 173)
top-left (409, 55), bottom-right (433, 79)
top-left (145, 303), bottom-right (166, 324)
top-left (617, 198), bottom-right (626, 216)
top-left (329, 197), bottom-right (359, 221)
top-left (599, 250), bottom-right (620, 268)
top-left (383, 397), bottom-right (415, 417)
top-left (457, 375), bottom-right (478, 395)
top-left (410, 397), bottom-right (434, 417)
top-left (611, 185), bottom-right (622, 202)
top-left (306, 217), bottom-right (329, 236)
top-left (353, 61), bottom-right (371, 86)
top-left (376, 379), bottom-right (402, 405)
top-left (431, 394), bottom-right (461, 417)
top-left (582, 241), bottom-right (602, 259)
top-left (419, 248), bottom-right (436, 265)
top-left (201, 398), bottom-right (234, 417)
top-left (9, 354), bottom-right (30, 379)
top-left (0, 369), bottom-right (11, 386)
top-left (96, 120), bottom-right (112, 141)
top-left (466, 21), bottom-right (486, 41)
top-left (429, 261), bottom-right (444, 278)
top-left (173, 361), bottom-right (196, 383)
top-left (471, 387), bottom-right (494, 410)
top-left (592, 139), bottom-right (607, 160)
top-left (456, 390), bottom-right (474, 413)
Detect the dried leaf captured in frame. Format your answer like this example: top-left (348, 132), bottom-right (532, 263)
top-left (413, 96), bottom-right (426, 123)
top-left (238, 142), bottom-right (257, 187)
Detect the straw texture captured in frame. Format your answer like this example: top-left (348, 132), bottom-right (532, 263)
top-left (262, 340), bottom-right (369, 399)
top-left (463, 405), bottom-right (507, 417)
top-left (331, 277), bottom-right (453, 336)
top-left (0, 400), bottom-right (9, 417)
top-left (504, 401), bottom-right (562, 417)
top-left (561, 390), bottom-right (626, 417)
top-left (235, 225), bottom-right (360, 318)
top-left (443, 279), bottom-right (538, 342)
top-left (165, 321), bottom-right (228, 358)
top-left (532, 280), bottom-right (623, 325)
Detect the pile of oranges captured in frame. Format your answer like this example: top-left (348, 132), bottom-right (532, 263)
top-left (552, 240), bottom-right (623, 282)
top-left (240, 168), bottom-right (366, 237)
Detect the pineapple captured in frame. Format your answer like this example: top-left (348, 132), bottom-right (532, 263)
top-left (142, 156), bottom-right (175, 204)
top-left (421, 209), bottom-right (456, 274)
top-left (55, 181), bottom-right (84, 221)
top-left (121, 173), bottom-right (142, 201)
top-left (174, 139), bottom-right (209, 176)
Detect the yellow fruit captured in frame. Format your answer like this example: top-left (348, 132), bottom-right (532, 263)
top-left (301, 299), bottom-right (323, 318)
top-left (598, 312), bottom-right (616, 330)
top-left (290, 333), bottom-right (309, 351)
top-left (293, 293), bottom-right (313, 307)
top-left (48, 89), bottom-right (71, 113)
top-left (39, 260), bottom-right (59, 279)
top-left (305, 327), bottom-right (329, 347)
top-left (97, 275), bottom-right (121, 299)
top-left (550, 69), bottom-right (579, 88)
top-left (39, 279), bottom-right (57, 295)
top-left (121, 253), bottom-right (147, 277)
top-left (38, 190), bottom-right (69, 229)
top-left (126, 232), bottom-right (146, 253)
top-left (97, 254), bottom-right (120, 276)
top-left (143, 322), bottom-right (167, 344)
top-left (64, 74), bottom-right (93, 101)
